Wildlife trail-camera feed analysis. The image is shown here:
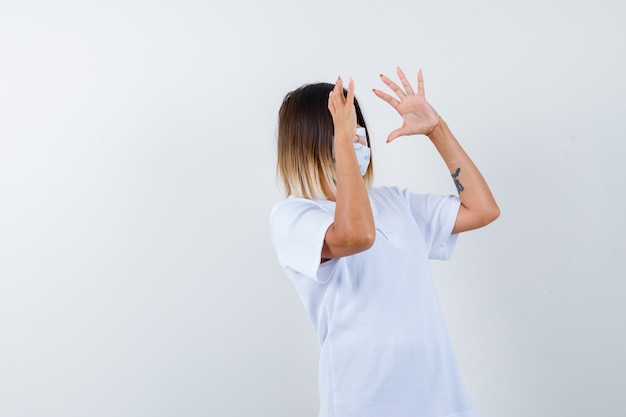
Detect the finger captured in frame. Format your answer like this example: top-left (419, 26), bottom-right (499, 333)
top-left (372, 88), bottom-right (400, 110)
top-left (386, 127), bottom-right (411, 143)
top-left (328, 91), bottom-right (335, 112)
top-left (330, 88), bottom-right (339, 108)
top-left (331, 80), bottom-right (344, 108)
top-left (396, 67), bottom-right (414, 95)
top-left (417, 69), bottom-right (425, 96)
top-left (334, 76), bottom-right (344, 102)
top-left (379, 73), bottom-right (405, 99)
top-left (346, 77), bottom-right (355, 106)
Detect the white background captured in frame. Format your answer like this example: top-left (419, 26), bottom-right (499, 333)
top-left (1, 0), bottom-right (625, 416)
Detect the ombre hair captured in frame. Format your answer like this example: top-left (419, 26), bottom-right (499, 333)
top-left (277, 82), bottom-right (373, 199)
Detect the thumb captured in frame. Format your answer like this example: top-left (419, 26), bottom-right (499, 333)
top-left (386, 127), bottom-right (409, 143)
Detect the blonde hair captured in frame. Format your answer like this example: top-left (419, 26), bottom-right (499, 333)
top-left (277, 83), bottom-right (373, 199)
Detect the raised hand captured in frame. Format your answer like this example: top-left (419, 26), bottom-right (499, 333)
top-left (373, 67), bottom-right (441, 143)
top-left (323, 76), bottom-right (376, 258)
top-left (328, 76), bottom-right (357, 143)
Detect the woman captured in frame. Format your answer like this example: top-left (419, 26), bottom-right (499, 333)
top-left (270, 67), bottom-right (499, 417)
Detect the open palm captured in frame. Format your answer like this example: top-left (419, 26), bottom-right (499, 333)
top-left (373, 67), bottom-right (441, 142)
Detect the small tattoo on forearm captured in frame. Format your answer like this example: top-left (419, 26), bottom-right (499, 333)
top-left (452, 167), bottom-right (464, 193)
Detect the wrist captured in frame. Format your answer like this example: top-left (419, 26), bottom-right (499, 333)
top-left (334, 128), bottom-right (356, 144)
top-left (425, 116), bottom-right (443, 137)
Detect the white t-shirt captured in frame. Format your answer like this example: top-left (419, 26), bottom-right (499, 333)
top-left (270, 186), bottom-right (480, 417)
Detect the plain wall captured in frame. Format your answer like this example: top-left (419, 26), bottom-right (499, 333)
top-left (1, 0), bottom-right (625, 416)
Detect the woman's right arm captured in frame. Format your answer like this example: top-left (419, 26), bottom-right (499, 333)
top-left (322, 77), bottom-right (375, 259)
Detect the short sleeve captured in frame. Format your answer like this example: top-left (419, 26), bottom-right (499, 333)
top-left (400, 188), bottom-right (461, 260)
top-left (269, 198), bottom-right (336, 283)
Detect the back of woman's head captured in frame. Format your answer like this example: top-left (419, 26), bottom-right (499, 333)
top-left (277, 83), bottom-right (373, 199)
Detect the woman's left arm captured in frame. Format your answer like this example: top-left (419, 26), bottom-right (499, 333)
top-left (374, 67), bottom-right (500, 233)
top-left (426, 119), bottom-right (500, 233)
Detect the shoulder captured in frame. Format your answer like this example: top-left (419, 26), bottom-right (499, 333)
top-left (269, 197), bottom-right (337, 277)
top-left (270, 197), bottom-right (336, 237)
top-left (271, 196), bottom-right (334, 220)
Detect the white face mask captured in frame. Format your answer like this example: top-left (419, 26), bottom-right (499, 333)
top-left (354, 127), bottom-right (371, 176)
top-left (332, 127), bottom-right (371, 177)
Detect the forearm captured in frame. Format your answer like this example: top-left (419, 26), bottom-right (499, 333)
top-left (329, 134), bottom-right (375, 248)
top-left (428, 120), bottom-right (500, 232)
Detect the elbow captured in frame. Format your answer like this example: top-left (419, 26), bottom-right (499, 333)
top-left (346, 227), bottom-right (376, 252)
top-left (454, 202), bottom-right (500, 234)
top-left (326, 223), bottom-right (376, 258)
top-left (361, 227), bottom-right (376, 250)
top-left (481, 204), bottom-right (501, 226)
